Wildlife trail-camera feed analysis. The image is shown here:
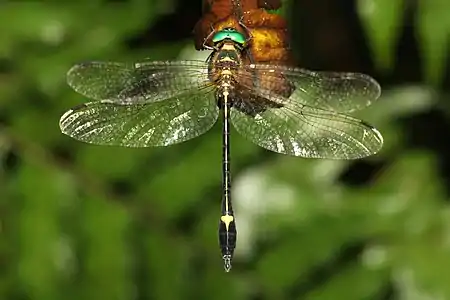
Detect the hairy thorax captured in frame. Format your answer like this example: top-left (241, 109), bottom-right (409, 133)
top-left (208, 42), bottom-right (243, 90)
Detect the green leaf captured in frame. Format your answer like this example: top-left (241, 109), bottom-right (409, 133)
top-left (357, 0), bottom-right (405, 72)
top-left (417, 0), bottom-right (450, 84)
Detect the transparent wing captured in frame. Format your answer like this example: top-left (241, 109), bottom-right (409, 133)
top-left (230, 65), bottom-right (383, 159)
top-left (240, 64), bottom-right (381, 113)
top-left (231, 105), bottom-right (382, 159)
top-left (60, 86), bottom-right (218, 147)
top-left (66, 60), bottom-right (210, 103)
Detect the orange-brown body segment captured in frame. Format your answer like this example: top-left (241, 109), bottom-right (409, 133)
top-left (193, 0), bottom-right (293, 65)
top-left (200, 0), bottom-right (282, 19)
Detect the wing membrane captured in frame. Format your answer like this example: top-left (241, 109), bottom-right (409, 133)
top-left (241, 64), bottom-right (381, 113)
top-left (63, 58), bottom-right (383, 156)
top-left (60, 87), bottom-right (218, 147)
top-left (66, 60), bottom-right (210, 103)
top-left (231, 104), bottom-right (382, 159)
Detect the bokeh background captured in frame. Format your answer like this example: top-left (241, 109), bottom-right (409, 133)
top-left (1, 0), bottom-right (450, 299)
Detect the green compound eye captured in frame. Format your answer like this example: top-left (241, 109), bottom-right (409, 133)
top-left (212, 29), bottom-right (246, 45)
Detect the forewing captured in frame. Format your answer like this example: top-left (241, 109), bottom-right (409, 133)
top-left (66, 60), bottom-right (210, 103)
top-left (242, 64), bottom-right (381, 113)
top-left (60, 85), bottom-right (218, 147)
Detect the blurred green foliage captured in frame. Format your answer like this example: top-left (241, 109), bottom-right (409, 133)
top-left (358, 0), bottom-right (450, 83)
top-left (0, 1), bottom-right (450, 300)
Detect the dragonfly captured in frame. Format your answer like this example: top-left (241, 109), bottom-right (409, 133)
top-left (59, 28), bottom-right (383, 272)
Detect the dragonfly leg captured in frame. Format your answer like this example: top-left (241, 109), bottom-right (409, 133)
top-left (203, 44), bottom-right (215, 51)
top-left (202, 24), bottom-right (219, 50)
top-left (238, 16), bottom-right (253, 45)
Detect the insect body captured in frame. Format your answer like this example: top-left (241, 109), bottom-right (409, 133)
top-left (60, 27), bottom-right (383, 272)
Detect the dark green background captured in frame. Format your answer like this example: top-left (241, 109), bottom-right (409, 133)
top-left (1, 0), bottom-right (450, 299)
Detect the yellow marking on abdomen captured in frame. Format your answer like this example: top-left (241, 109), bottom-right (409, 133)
top-left (221, 214), bottom-right (234, 231)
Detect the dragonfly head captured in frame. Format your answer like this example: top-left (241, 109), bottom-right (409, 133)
top-left (212, 28), bottom-right (247, 48)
